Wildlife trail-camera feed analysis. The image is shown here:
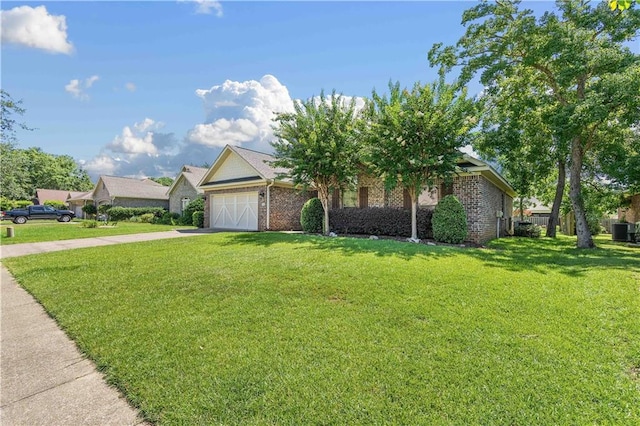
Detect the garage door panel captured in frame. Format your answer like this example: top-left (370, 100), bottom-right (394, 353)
top-left (210, 192), bottom-right (258, 230)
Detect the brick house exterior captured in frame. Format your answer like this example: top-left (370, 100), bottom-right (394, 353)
top-left (199, 145), bottom-right (313, 231)
top-left (200, 146), bottom-right (514, 243)
top-left (329, 156), bottom-right (515, 244)
top-left (167, 166), bottom-right (208, 215)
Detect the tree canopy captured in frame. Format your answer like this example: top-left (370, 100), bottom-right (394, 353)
top-left (430, 0), bottom-right (640, 248)
top-left (364, 79), bottom-right (476, 240)
top-left (271, 91), bottom-right (362, 234)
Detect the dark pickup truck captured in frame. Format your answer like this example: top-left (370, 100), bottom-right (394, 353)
top-left (1, 205), bottom-right (75, 224)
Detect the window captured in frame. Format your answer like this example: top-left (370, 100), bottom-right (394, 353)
top-left (418, 188), bottom-right (438, 206)
top-left (342, 189), bottom-right (357, 208)
top-left (358, 187), bottom-right (369, 209)
top-left (181, 197), bottom-right (190, 212)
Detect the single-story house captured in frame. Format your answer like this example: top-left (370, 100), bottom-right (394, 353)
top-left (92, 175), bottom-right (169, 209)
top-left (198, 145), bottom-right (314, 231)
top-left (328, 155), bottom-right (516, 244)
top-left (67, 191), bottom-right (94, 218)
top-left (199, 145), bottom-right (515, 243)
top-left (34, 189), bottom-right (73, 206)
top-left (166, 166), bottom-right (208, 215)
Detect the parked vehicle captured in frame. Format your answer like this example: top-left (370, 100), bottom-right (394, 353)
top-left (1, 205), bottom-right (75, 224)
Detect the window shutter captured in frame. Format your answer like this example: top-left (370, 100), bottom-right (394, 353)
top-left (440, 182), bottom-right (453, 199)
top-left (359, 187), bottom-right (368, 209)
top-left (331, 188), bottom-right (340, 209)
top-left (403, 189), bottom-right (412, 209)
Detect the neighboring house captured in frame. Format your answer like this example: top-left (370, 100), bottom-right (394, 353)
top-left (34, 189), bottom-right (72, 206)
top-left (199, 145), bottom-right (515, 243)
top-left (328, 155), bottom-right (516, 244)
top-left (92, 176), bottom-right (169, 209)
top-left (198, 145), bottom-right (314, 231)
top-left (167, 166), bottom-right (208, 215)
top-left (67, 191), bottom-right (93, 219)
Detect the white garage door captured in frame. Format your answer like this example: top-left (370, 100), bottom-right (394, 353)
top-left (210, 192), bottom-right (259, 230)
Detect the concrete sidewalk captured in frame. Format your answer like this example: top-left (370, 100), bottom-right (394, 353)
top-left (0, 228), bottom-right (213, 259)
top-left (0, 230), bottom-right (213, 424)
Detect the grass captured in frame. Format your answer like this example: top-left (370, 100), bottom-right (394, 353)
top-left (2, 233), bottom-right (639, 424)
top-left (0, 220), bottom-right (195, 245)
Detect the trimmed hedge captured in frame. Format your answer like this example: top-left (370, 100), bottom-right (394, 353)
top-left (43, 200), bottom-right (67, 210)
top-left (329, 208), bottom-right (433, 239)
top-left (432, 195), bottom-right (468, 244)
top-left (180, 197), bottom-right (204, 225)
top-left (106, 206), bottom-right (166, 221)
top-left (300, 198), bottom-right (324, 233)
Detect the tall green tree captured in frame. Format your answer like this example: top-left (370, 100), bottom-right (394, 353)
top-left (271, 91), bottom-right (362, 234)
top-left (430, 0), bottom-right (640, 248)
top-left (364, 80), bottom-right (476, 241)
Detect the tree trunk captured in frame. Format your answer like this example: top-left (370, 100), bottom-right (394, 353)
top-left (317, 184), bottom-right (330, 235)
top-left (519, 197), bottom-right (524, 222)
top-left (410, 187), bottom-right (418, 240)
top-left (569, 138), bottom-right (594, 248)
top-left (546, 159), bottom-right (566, 238)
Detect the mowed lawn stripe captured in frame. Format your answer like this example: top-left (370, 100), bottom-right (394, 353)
top-left (3, 233), bottom-right (639, 424)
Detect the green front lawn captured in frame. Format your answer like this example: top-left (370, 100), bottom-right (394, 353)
top-left (3, 233), bottom-right (639, 424)
top-left (0, 221), bottom-right (196, 245)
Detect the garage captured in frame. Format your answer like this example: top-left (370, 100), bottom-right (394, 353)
top-left (210, 192), bottom-right (259, 231)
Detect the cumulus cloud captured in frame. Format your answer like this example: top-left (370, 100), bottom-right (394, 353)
top-left (65, 75), bottom-right (99, 100)
top-left (83, 75), bottom-right (369, 180)
top-left (1, 5), bottom-right (73, 55)
top-left (178, 0), bottom-right (223, 17)
top-left (187, 75), bottom-right (294, 151)
top-left (125, 82), bottom-right (136, 92)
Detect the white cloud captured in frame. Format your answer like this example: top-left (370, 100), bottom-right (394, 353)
top-left (460, 144), bottom-right (479, 158)
top-left (179, 0), bottom-right (223, 17)
top-left (188, 74), bottom-right (294, 151)
top-left (65, 75), bottom-right (99, 100)
top-left (107, 119), bottom-right (165, 155)
top-left (125, 82), bottom-right (136, 92)
top-left (1, 5), bottom-right (73, 55)
top-left (134, 118), bottom-right (163, 133)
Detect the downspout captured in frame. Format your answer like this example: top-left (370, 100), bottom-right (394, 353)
top-left (266, 180), bottom-right (275, 230)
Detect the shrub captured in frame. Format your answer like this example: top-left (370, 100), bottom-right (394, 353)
top-left (192, 211), bottom-right (204, 228)
top-left (106, 206), bottom-right (166, 221)
top-left (82, 204), bottom-right (97, 216)
top-left (140, 213), bottom-right (156, 223)
top-left (329, 208), bottom-right (433, 239)
top-left (300, 198), bottom-right (324, 233)
top-left (0, 198), bottom-right (32, 211)
top-left (514, 222), bottom-right (541, 238)
top-left (155, 211), bottom-right (180, 225)
top-left (43, 200), bottom-right (67, 210)
top-left (82, 220), bottom-right (98, 228)
top-left (98, 204), bottom-right (112, 214)
top-left (432, 195), bottom-right (468, 244)
top-left (180, 197), bottom-right (205, 225)
top-left (586, 212), bottom-right (602, 236)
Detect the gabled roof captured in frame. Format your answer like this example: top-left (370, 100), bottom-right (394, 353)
top-left (67, 191), bottom-right (93, 202)
top-left (35, 189), bottom-right (72, 203)
top-left (199, 145), bottom-right (292, 189)
top-left (94, 175), bottom-right (169, 200)
top-left (166, 166), bottom-right (208, 196)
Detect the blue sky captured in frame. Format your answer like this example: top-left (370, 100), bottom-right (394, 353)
top-left (2, 1), bottom-right (637, 180)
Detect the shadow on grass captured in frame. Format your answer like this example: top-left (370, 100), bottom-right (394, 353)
top-left (225, 232), bottom-right (640, 277)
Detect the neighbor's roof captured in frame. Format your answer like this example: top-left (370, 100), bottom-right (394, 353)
top-left (95, 175), bottom-right (169, 200)
top-left (67, 191), bottom-right (93, 202)
top-left (455, 155), bottom-right (517, 198)
top-left (35, 189), bottom-right (72, 203)
top-left (167, 166), bottom-right (208, 195)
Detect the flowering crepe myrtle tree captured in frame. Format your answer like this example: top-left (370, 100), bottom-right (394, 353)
top-left (271, 91), bottom-right (362, 235)
top-left (363, 79), bottom-right (477, 241)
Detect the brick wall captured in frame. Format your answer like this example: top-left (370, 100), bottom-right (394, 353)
top-left (358, 174), bottom-right (385, 207)
top-left (268, 187), bottom-right (313, 231)
top-left (451, 175), bottom-right (513, 244)
top-left (169, 179), bottom-right (201, 214)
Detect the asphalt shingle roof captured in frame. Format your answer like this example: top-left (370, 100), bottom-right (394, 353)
top-left (98, 176), bottom-right (169, 200)
top-left (228, 146), bottom-right (290, 181)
